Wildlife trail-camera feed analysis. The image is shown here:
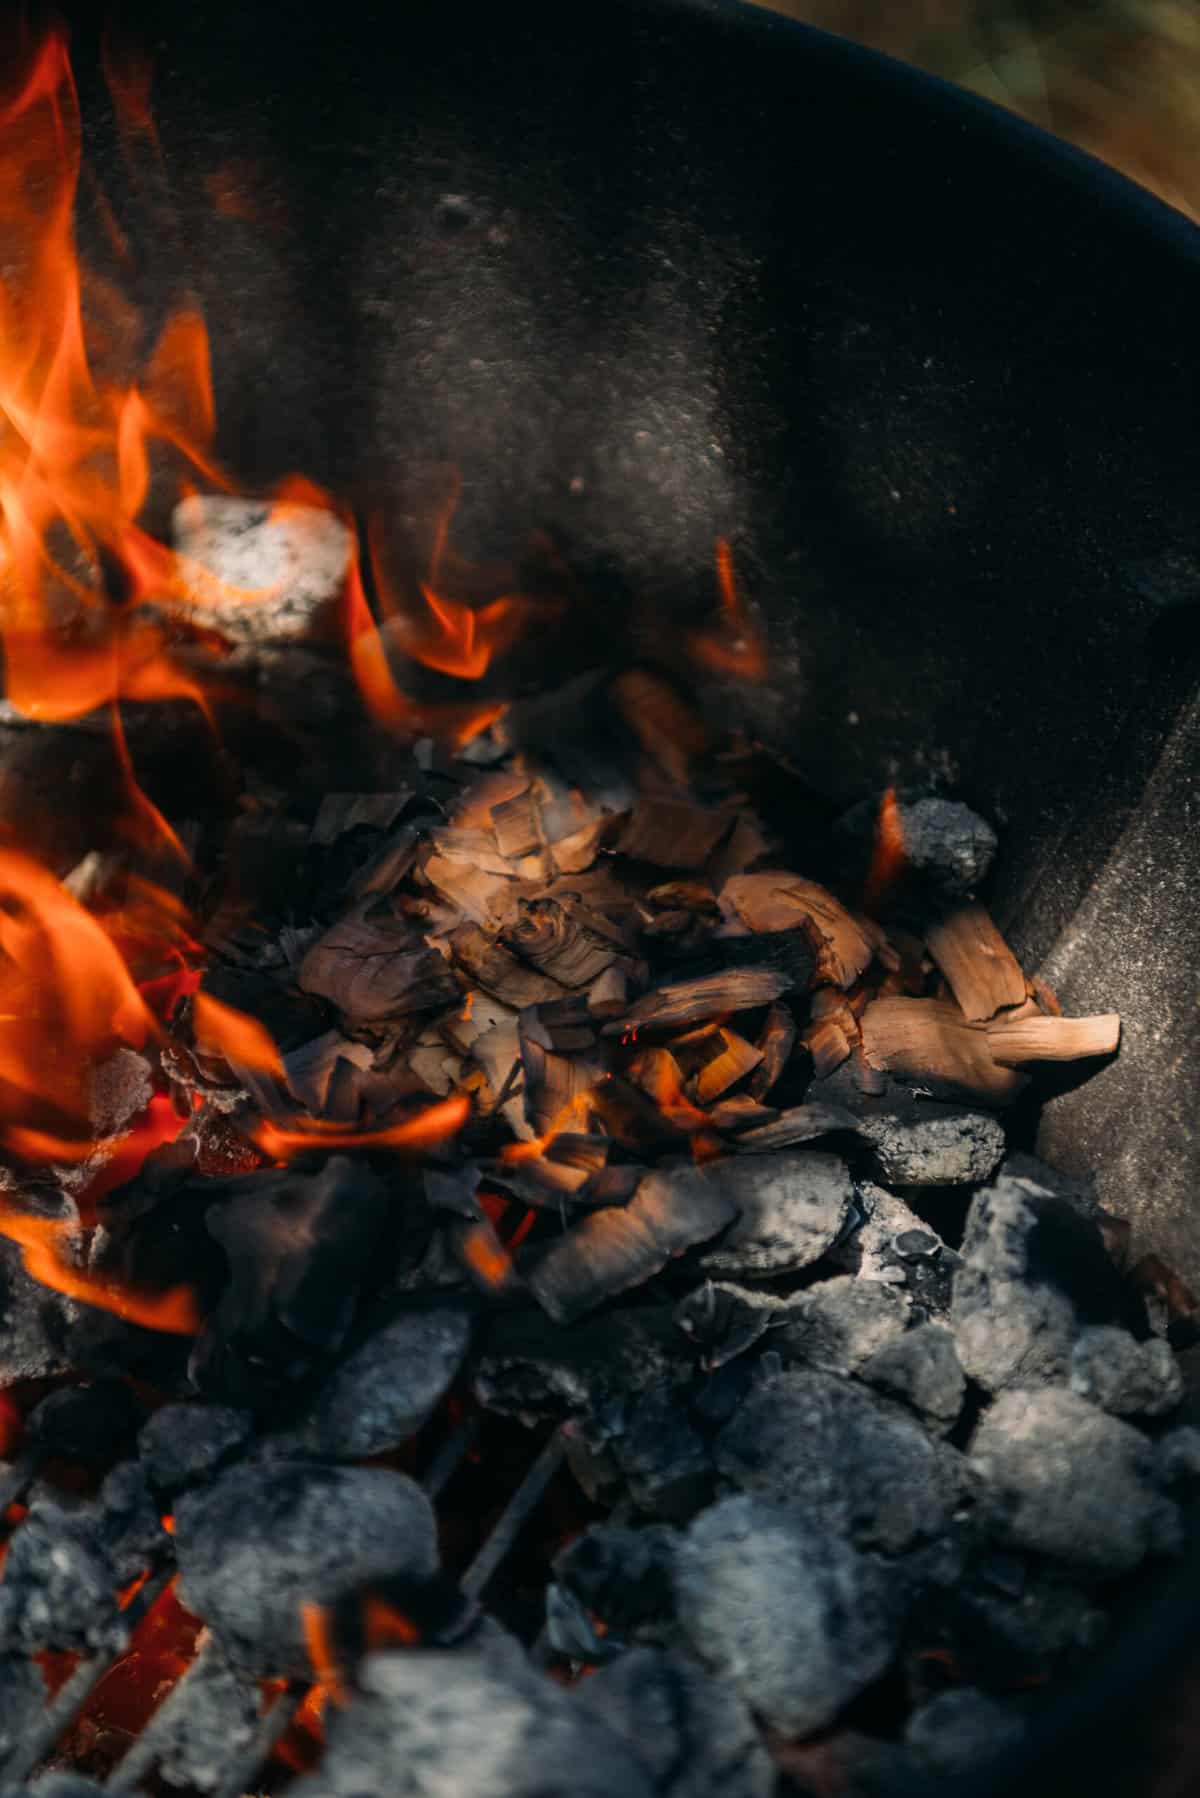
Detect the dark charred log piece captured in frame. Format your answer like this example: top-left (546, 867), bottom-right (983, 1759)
top-left (697, 1151), bottom-right (855, 1278)
top-left (714, 1366), bottom-right (969, 1554)
top-left (526, 1165), bottom-right (738, 1325)
top-left (924, 903), bottom-right (1028, 1022)
top-left (139, 1404), bottom-right (254, 1497)
top-left (578, 1646), bottom-right (775, 1798)
top-left (173, 1461), bottom-right (439, 1677)
top-left (283, 1297), bottom-right (472, 1459)
top-left (27, 1379), bottom-right (145, 1467)
top-left (448, 922), bottom-right (566, 1008)
top-left (748, 1002), bottom-right (796, 1100)
top-left (297, 901), bottom-right (460, 1023)
top-left (970, 1388), bottom-right (1182, 1576)
top-left (473, 1304), bottom-right (690, 1418)
top-left (552, 1521), bottom-right (680, 1645)
top-left (191, 1156), bottom-right (400, 1407)
top-left (674, 1495), bottom-right (902, 1737)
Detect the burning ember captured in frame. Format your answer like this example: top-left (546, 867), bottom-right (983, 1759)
top-left (0, 22), bottom-right (1186, 1798)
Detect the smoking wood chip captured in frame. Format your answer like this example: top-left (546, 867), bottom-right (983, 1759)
top-left (311, 792), bottom-right (414, 847)
top-left (605, 966), bottom-right (790, 1035)
top-left (428, 827), bottom-right (517, 878)
top-left (506, 896), bottom-right (626, 989)
top-left (527, 1165), bottom-right (739, 1323)
top-left (924, 903), bottom-right (1028, 1022)
top-left (692, 1030), bottom-right (762, 1104)
top-left (298, 903), bottom-right (460, 1023)
top-left (985, 1012), bottom-right (1121, 1065)
top-left (804, 1017), bottom-right (853, 1080)
top-left (735, 1103), bottom-right (863, 1152)
top-left (859, 996), bottom-right (1027, 1104)
top-left (720, 873), bottom-right (872, 989)
top-left (490, 790), bottom-right (543, 861)
top-left (551, 817), bottom-right (610, 875)
top-left (171, 496), bottom-right (353, 644)
top-left (447, 923), bottom-right (566, 1009)
top-left (423, 854), bottom-right (517, 929)
top-left (614, 799), bottom-right (733, 871)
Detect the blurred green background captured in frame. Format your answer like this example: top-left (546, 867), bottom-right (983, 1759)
top-left (751, 0), bottom-right (1200, 220)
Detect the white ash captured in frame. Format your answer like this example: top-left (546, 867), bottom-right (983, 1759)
top-left (697, 1151), bottom-right (854, 1278)
top-left (171, 495), bottom-right (352, 644)
top-left (861, 1323), bottom-right (967, 1435)
top-left (290, 1636), bottom-right (655, 1798)
top-left (854, 1105), bottom-right (1006, 1186)
top-left (173, 1461), bottom-right (439, 1675)
top-left (139, 1403), bottom-right (254, 1496)
top-left (674, 1495), bottom-right (901, 1737)
top-left (950, 1172), bottom-right (1128, 1394)
top-left (1068, 1325), bottom-right (1183, 1418)
top-left (578, 1646), bottom-right (774, 1798)
top-left (771, 1274), bottom-right (910, 1376)
top-left (904, 1686), bottom-right (1027, 1775)
top-left (969, 1387), bottom-right (1182, 1575)
top-left (714, 1367), bottom-right (971, 1554)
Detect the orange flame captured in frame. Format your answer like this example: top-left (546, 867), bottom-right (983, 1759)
top-left (364, 1596), bottom-right (422, 1647)
top-left (252, 1092), bottom-right (471, 1160)
top-left (192, 991), bottom-right (286, 1078)
top-left (300, 1601), bottom-right (348, 1708)
top-left (687, 538), bottom-right (768, 680)
top-left (0, 1204), bottom-right (199, 1333)
top-left (863, 786), bottom-right (907, 912)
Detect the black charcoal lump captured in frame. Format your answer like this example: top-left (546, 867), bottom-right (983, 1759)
top-left (1069, 1325), bottom-right (1183, 1418)
top-left (474, 1305), bottom-right (690, 1419)
top-left (290, 1638), bottom-right (655, 1798)
top-left (28, 1379), bottom-right (145, 1466)
top-left (950, 1173), bottom-right (1126, 1394)
top-left (715, 1367), bottom-right (969, 1553)
top-left (773, 1275), bottom-right (909, 1376)
top-left (698, 1152), bottom-right (854, 1277)
top-left (904, 1687), bottom-right (1027, 1774)
top-left (553, 1522), bottom-right (680, 1644)
top-left (578, 1646), bottom-right (774, 1798)
top-left (970, 1388), bottom-right (1181, 1575)
top-left (832, 1182), bottom-right (956, 1318)
top-left (95, 1460), bottom-right (163, 1582)
top-left (0, 1500), bottom-right (118, 1653)
top-left (862, 1323), bottom-right (967, 1435)
top-left (173, 1461), bottom-right (439, 1675)
top-left (609, 1382), bottom-right (714, 1520)
top-left (674, 1495), bottom-right (900, 1736)
top-left (291, 1300), bottom-right (471, 1458)
top-left (139, 1403), bottom-right (254, 1495)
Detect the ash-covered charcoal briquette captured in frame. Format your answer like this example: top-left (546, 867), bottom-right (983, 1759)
top-left (697, 1152), bottom-right (855, 1278)
top-left (94, 1459), bottom-right (164, 1582)
top-left (969, 1387), bottom-right (1182, 1575)
top-left (715, 1366), bottom-right (970, 1553)
top-left (173, 1461), bottom-right (439, 1675)
top-left (854, 1103), bottom-right (1007, 1186)
top-left (151, 1640), bottom-right (263, 1794)
top-left (861, 1322), bottom-right (967, 1434)
top-left (674, 1494), bottom-right (902, 1737)
top-left (286, 1298), bottom-right (473, 1458)
top-left (552, 1521), bottom-right (681, 1646)
top-left (1068, 1324), bottom-right (1183, 1418)
top-left (27, 1377), bottom-right (146, 1466)
top-left (608, 1381), bottom-right (715, 1519)
top-left (578, 1646), bottom-right (775, 1798)
top-left (474, 1304), bottom-right (691, 1417)
top-left (139, 1402), bottom-right (255, 1495)
top-left (904, 1686), bottom-right (1028, 1774)
top-left (771, 1274), bottom-right (910, 1376)
top-left (830, 1181), bottom-right (957, 1314)
top-left (0, 1498), bottom-right (120, 1654)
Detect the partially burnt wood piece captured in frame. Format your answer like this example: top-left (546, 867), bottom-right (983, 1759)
top-left (859, 996), bottom-right (1027, 1104)
top-left (298, 905), bottom-right (459, 1023)
top-left (749, 1003), bottom-right (796, 1100)
top-left (490, 789), bottom-right (542, 861)
top-left (720, 873), bottom-right (873, 989)
top-left (605, 966), bottom-right (790, 1035)
top-left (925, 903), bottom-right (1027, 1022)
top-left (446, 923), bottom-right (566, 1009)
top-left (735, 1102), bottom-right (863, 1153)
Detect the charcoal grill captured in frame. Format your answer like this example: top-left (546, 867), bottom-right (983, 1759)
top-left (4, 0), bottom-right (1199, 1791)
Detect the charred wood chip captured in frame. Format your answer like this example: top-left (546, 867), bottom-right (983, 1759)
top-left (139, 1403), bottom-right (254, 1496)
top-left (804, 1015), bottom-right (852, 1079)
top-left (518, 1020), bottom-right (603, 1139)
top-left (289, 1299), bottom-right (472, 1458)
top-left (609, 1382), bottom-right (715, 1520)
top-left (193, 1156), bottom-right (396, 1404)
top-left (735, 1102), bottom-right (861, 1152)
top-left (173, 1461), bottom-right (438, 1676)
top-left (706, 1094), bottom-right (778, 1133)
top-left (924, 903), bottom-right (1027, 1023)
top-left (714, 1367), bottom-right (969, 1553)
top-left (298, 900), bottom-right (459, 1023)
top-left (577, 1646), bottom-right (775, 1798)
top-left (422, 853), bottom-right (516, 930)
top-left (474, 1304), bottom-right (690, 1417)
top-left (281, 1029), bottom-right (376, 1114)
top-left (748, 1002), bottom-right (796, 1100)
top-left (691, 1029), bottom-right (761, 1103)
top-left (614, 799), bottom-right (733, 870)
top-left (423, 1164), bottom-right (485, 1221)
top-left (490, 789), bottom-right (542, 861)
top-left (552, 1521), bottom-right (680, 1641)
top-left (527, 1165), bottom-right (738, 1324)
top-left (607, 965), bottom-right (791, 1035)
top-left (949, 1172), bottom-right (1133, 1396)
top-left (448, 922), bottom-right (566, 1008)
top-left (674, 1494), bottom-right (902, 1737)
top-left (859, 996), bottom-right (1028, 1105)
top-left (969, 1388), bottom-right (1180, 1575)
top-left (507, 896), bottom-right (627, 989)
top-left (771, 1275), bottom-right (909, 1376)
top-left (294, 1637), bottom-right (655, 1798)
top-left (0, 1499), bottom-right (120, 1653)
top-left (854, 1105), bottom-right (1007, 1186)
top-left (861, 1324), bottom-right (967, 1435)
top-left (428, 825), bottom-right (516, 878)
top-left (719, 872), bottom-right (873, 988)
top-left (697, 1152), bottom-right (854, 1278)
top-left (28, 1378), bottom-right (145, 1466)
top-left (1068, 1325), bottom-right (1183, 1419)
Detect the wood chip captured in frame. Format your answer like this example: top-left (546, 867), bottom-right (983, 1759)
top-left (614, 799), bottom-right (732, 870)
top-left (429, 827), bottom-right (516, 878)
top-left (804, 1016), bottom-right (853, 1080)
top-left (282, 1030), bottom-right (376, 1112)
top-left (735, 1102), bottom-right (863, 1152)
top-left (527, 1164), bottom-right (738, 1323)
top-left (748, 1002), bottom-right (796, 1100)
top-left (297, 903), bottom-right (460, 1022)
top-left (490, 790), bottom-right (543, 861)
top-left (587, 966), bottom-right (628, 1021)
top-left (605, 966), bottom-right (790, 1035)
top-left (692, 1029), bottom-right (763, 1103)
top-left (518, 1021), bottom-right (603, 1137)
top-left (506, 896), bottom-right (626, 989)
top-left (446, 923), bottom-right (567, 1009)
top-left (423, 854), bottom-right (516, 930)
top-left (550, 817), bottom-right (609, 875)
top-left (859, 995), bottom-right (1027, 1104)
top-left (985, 1012), bottom-right (1121, 1065)
top-left (720, 873), bottom-right (873, 988)
top-left (925, 903), bottom-right (1027, 1022)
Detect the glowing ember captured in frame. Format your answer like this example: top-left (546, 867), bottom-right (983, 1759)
top-left (687, 537), bottom-right (768, 681)
top-left (864, 785), bottom-right (907, 910)
top-left (192, 991), bottom-right (286, 1078)
top-left (300, 1601), bottom-right (348, 1707)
